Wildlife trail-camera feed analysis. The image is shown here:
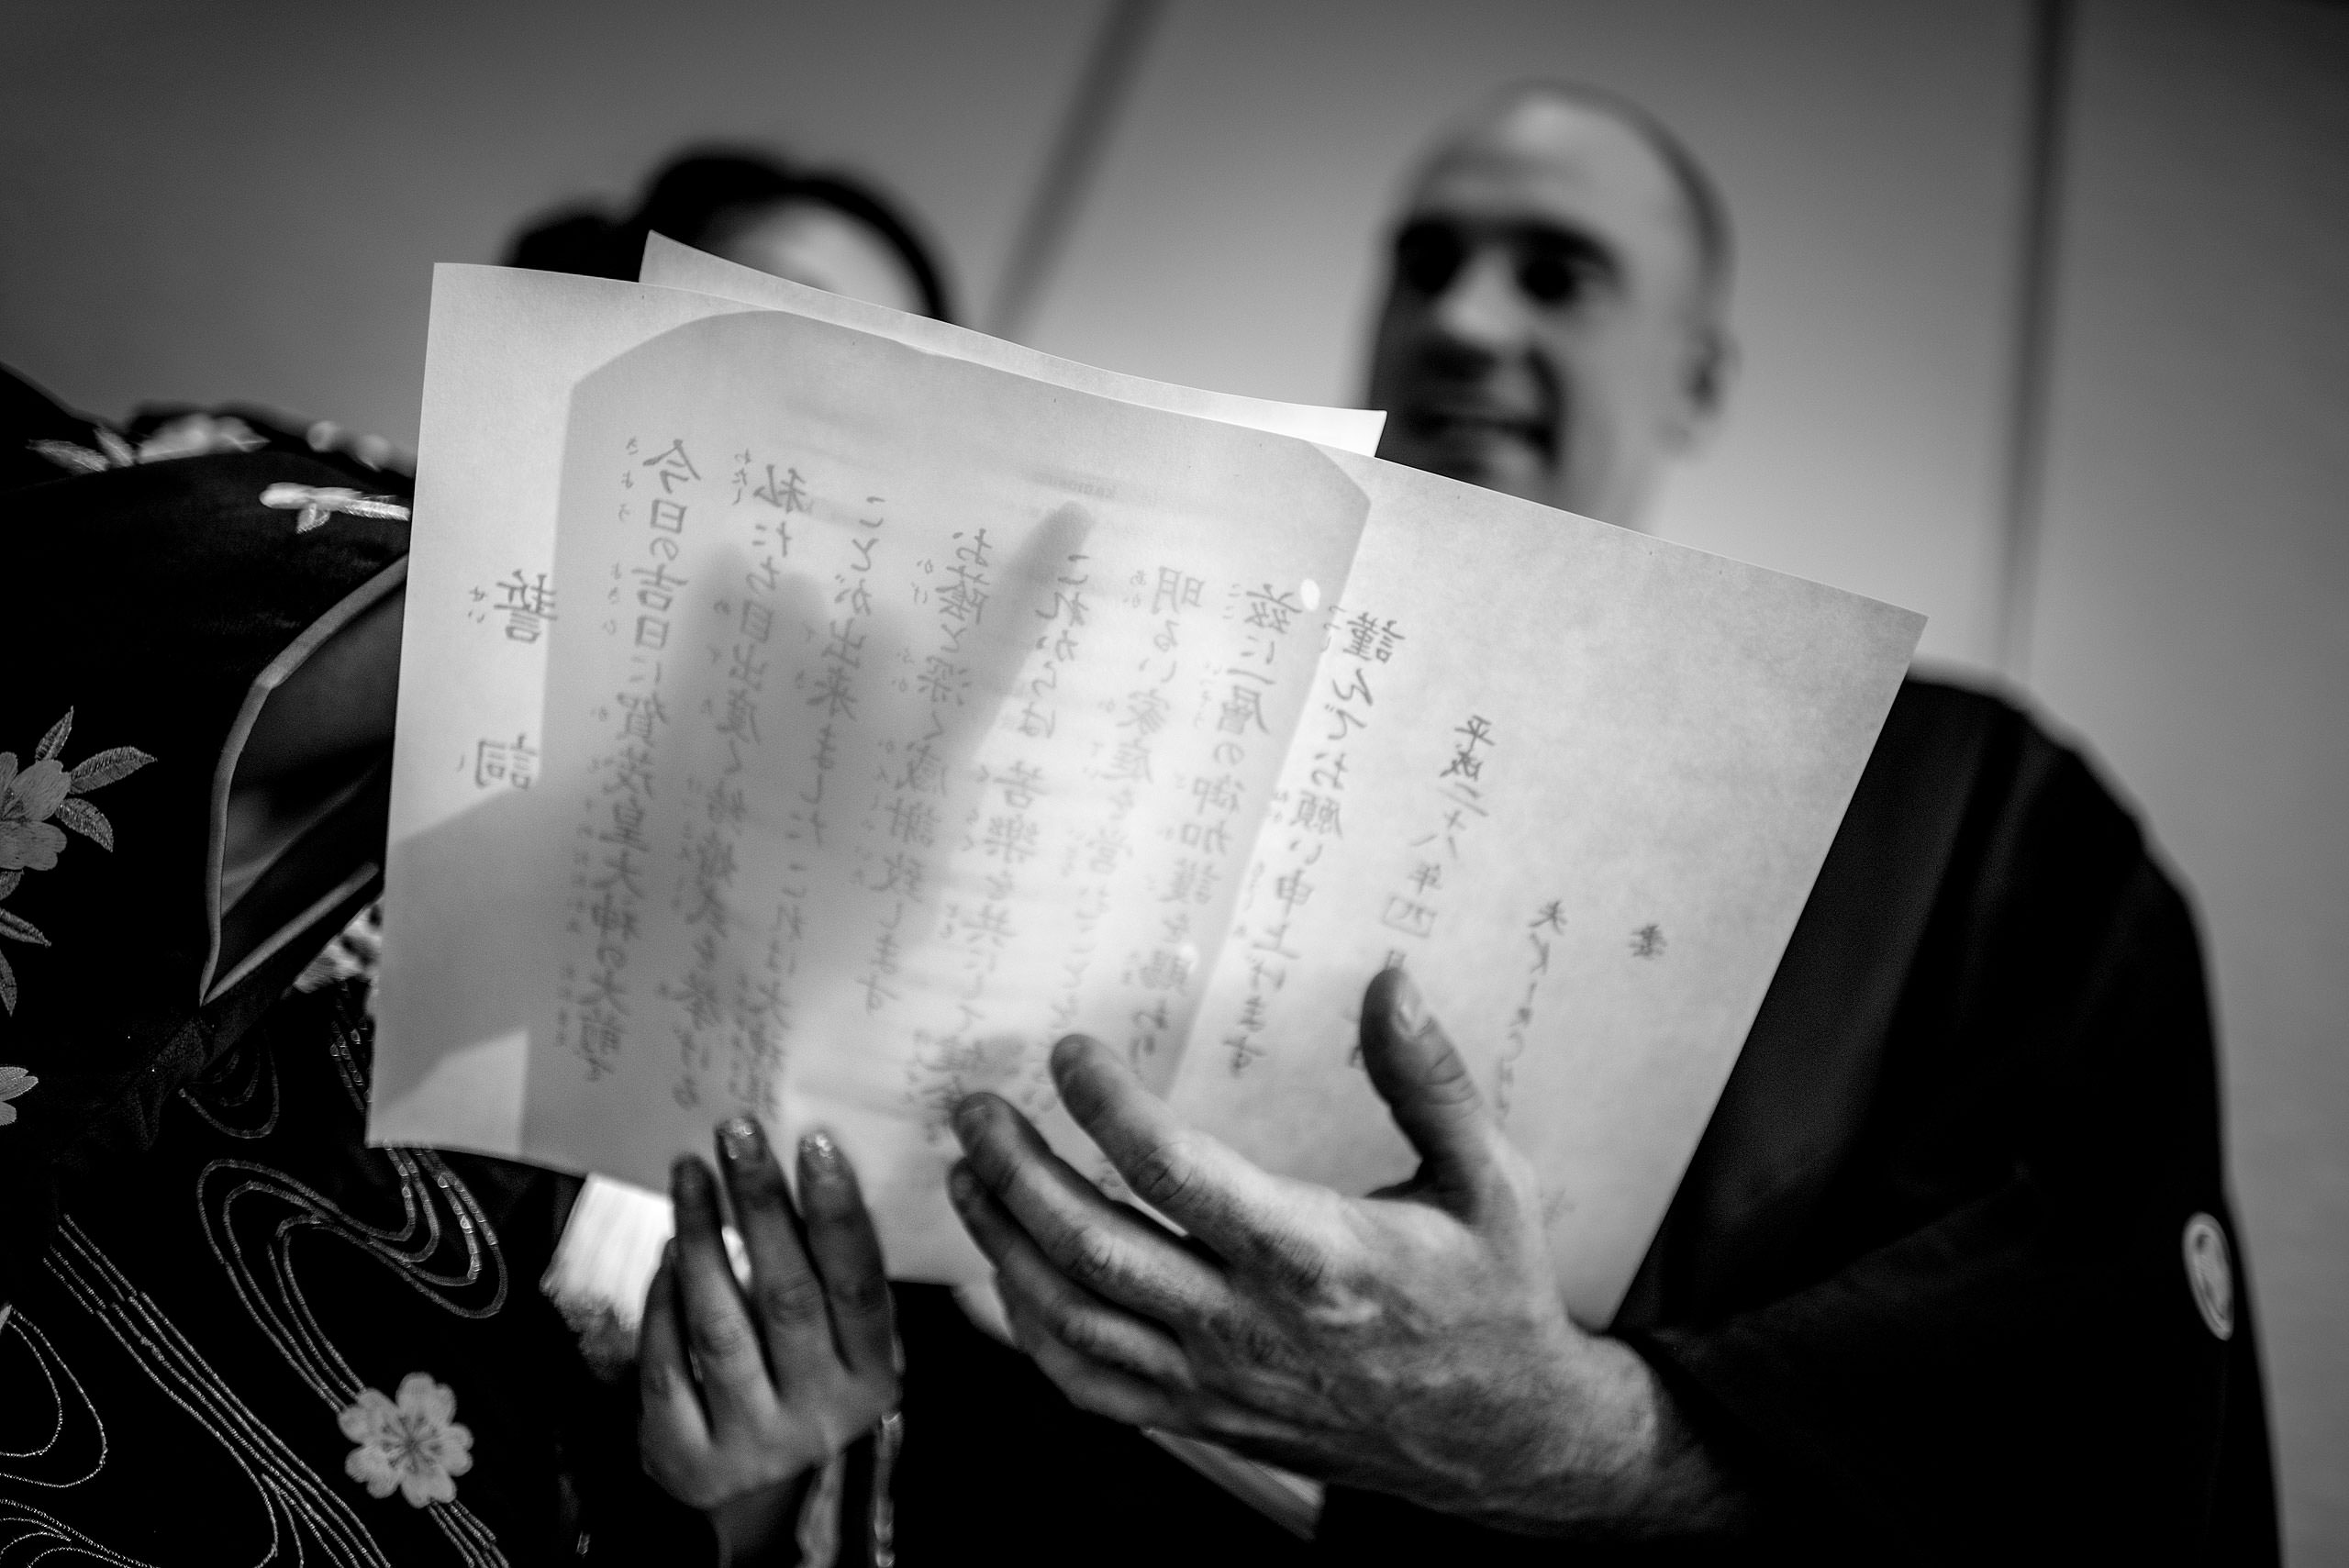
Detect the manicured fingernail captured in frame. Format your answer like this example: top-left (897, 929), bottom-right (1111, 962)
top-left (951, 1095), bottom-right (985, 1137)
top-left (946, 1162), bottom-right (975, 1204)
top-left (671, 1155), bottom-right (705, 1198)
top-left (800, 1129), bottom-right (843, 1179)
top-left (718, 1116), bottom-right (763, 1162)
top-left (1391, 969), bottom-right (1429, 1037)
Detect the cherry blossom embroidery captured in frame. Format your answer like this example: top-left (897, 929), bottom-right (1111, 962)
top-left (259, 484), bottom-right (410, 534)
top-left (0, 709), bottom-right (157, 1014)
top-left (134, 414), bottom-right (269, 462)
top-left (29, 428), bottom-right (135, 473)
top-left (302, 419), bottom-right (409, 473)
top-left (30, 413), bottom-right (267, 473)
top-left (0, 1064), bottom-right (34, 1127)
top-left (339, 1373), bottom-right (475, 1507)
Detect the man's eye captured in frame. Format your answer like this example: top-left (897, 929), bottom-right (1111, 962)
top-left (1394, 223), bottom-right (1464, 298)
top-left (1516, 250), bottom-right (1586, 306)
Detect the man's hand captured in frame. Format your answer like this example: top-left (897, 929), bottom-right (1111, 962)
top-left (640, 1119), bottom-right (900, 1564)
top-left (947, 968), bottom-right (1746, 1538)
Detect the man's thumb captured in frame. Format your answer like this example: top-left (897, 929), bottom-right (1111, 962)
top-left (1360, 967), bottom-right (1497, 1205)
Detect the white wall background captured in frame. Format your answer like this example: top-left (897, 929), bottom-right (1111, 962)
top-left (0, 0), bottom-right (1097, 451)
top-left (2026, 3), bottom-right (2349, 1549)
top-left (2, 0), bottom-right (2342, 1556)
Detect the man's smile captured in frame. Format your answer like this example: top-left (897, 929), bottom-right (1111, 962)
top-left (1400, 399), bottom-right (1556, 471)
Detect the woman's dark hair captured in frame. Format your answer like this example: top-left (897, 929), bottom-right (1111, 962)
top-left (506, 148), bottom-right (955, 323)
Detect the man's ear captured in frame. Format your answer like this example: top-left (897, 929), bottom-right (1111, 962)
top-left (1675, 322), bottom-right (1735, 449)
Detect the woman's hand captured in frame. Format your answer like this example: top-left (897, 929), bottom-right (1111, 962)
top-left (639, 1119), bottom-right (900, 1564)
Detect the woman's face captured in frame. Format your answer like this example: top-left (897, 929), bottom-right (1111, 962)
top-left (702, 199), bottom-right (925, 315)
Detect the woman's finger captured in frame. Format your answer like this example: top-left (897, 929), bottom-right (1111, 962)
top-left (715, 1118), bottom-right (839, 1396)
top-left (672, 1152), bottom-right (781, 1441)
top-left (637, 1242), bottom-right (714, 1499)
top-left (796, 1130), bottom-right (899, 1381)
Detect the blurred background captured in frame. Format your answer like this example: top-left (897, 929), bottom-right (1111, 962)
top-left (4, 0), bottom-right (2343, 1554)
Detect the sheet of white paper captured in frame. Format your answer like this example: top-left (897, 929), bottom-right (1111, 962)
top-left (375, 268), bottom-right (1370, 1279)
top-left (1170, 456), bottom-right (1921, 1325)
top-left (530, 312), bottom-right (1364, 1276)
top-left (375, 269), bottom-right (775, 1161)
top-left (374, 257), bottom-right (1377, 1163)
top-left (638, 234), bottom-right (1387, 458)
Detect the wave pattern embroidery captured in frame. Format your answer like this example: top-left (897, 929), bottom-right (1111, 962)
top-left (193, 1009), bottom-right (511, 1564)
top-left (177, 1040), bottom-right (281, 1140)
top-left (39, 1217), bottom-right (395, 1566)
top-left (0, 1304), bottom-right (138, 1565)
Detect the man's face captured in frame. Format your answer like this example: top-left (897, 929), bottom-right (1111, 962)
top-left (1365, 97), bottom-right (1720, 525)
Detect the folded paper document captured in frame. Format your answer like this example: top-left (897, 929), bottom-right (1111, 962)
top-left (372, 252), bottom-right (1920, 1330)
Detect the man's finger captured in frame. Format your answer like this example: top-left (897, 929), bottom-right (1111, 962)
top-left (998, 1295), bottom-right (1301, 1464)
top-left (1043, 1036), bottom-right (1345, 1293)
top-left (715, 1118), bottom-right (837, 1396)
top-left (948, 1162), bottom-right (1198, 1391)
top-left (796, 1130), bottom-right (899, 1381)
top-left (637, 1242), bottom-right (713, 1498)
top-left (672, 1153), bottom-right (780, 1440)
top-left (1002, 1295), bottom-right (1191, 1432)
top-left (951, 1091), bottom-right (1234, 1324)
top-left (1358, 967), bottom-right (1500, 1208)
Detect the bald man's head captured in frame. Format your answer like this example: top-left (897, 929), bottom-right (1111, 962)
top-left (1366, 84), bottom-right (1733, 526)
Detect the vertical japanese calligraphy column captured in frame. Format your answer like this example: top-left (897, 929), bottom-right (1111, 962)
top-left (1171, 514), bottom-right (1558, 1206)
top-left (1201, 591), bottom-right (1385, 1079)
top-left (456, 564), bottom-right (553, 787)
top-left (552, 431), bottom-right (694, 1112)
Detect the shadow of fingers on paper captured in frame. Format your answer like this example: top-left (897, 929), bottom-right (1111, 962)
top-left (369, 779), bottom-right (556, 1119)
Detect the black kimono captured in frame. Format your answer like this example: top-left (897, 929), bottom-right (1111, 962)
top-left (0, 368), bottom-right (702, 1562)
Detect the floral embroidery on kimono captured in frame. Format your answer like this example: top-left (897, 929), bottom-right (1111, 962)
top-left (0, 1062), bottom-right (34, 1125)
top-left (0, 708), bottom-right (157, 1015)
top-left (29, 412), bottom-right (267, 473)
top-left (259, 483), bottom-right (412, 533)
top-left (294, 901), bottom-right (384, 995)
top-left (339, 1372), bottom-right (476, 1507)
